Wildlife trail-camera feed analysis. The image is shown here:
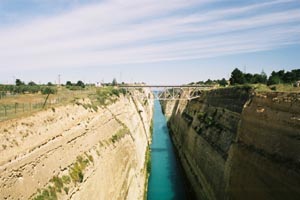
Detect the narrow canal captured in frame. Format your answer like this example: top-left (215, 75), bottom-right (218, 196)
top-left (147, 100), bottom-right (187, 200)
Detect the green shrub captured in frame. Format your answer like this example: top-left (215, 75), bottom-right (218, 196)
top-left (110, 128), bottom-right (129, 143)
top-left (41, 87), bottom-right (57, 95)
top-left (63, 187), bottom-right (69, 195)
top-left (146, 147), bottom-right (151, 174)
top-left (33, 154), bottom-right (92, 200)
top-left (69, 156), bottom-right (89, 184)
top-left (197, 112), bottom-right (206, 121)
top-left (69, 163), bottom-right (84, 184)
top-left (111, 88), bottom-right (120, 97)
top-left (96, 87), bottom-right (127, 105)
top-left (50, 176), bottom-right (63, 193)
top-left (149, 119), bottom-right (153, 135)
top-left (62, 175), bottom-right (71, 185)
top-left (91, 103), bottom-right (98, 112)
top-left (33, 186), bottom-right (57, 200)
top-left (85, 152), bottom-right (94, 163)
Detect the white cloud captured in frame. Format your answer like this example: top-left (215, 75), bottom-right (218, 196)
top-left (0, 0), bottom-right (299, 72)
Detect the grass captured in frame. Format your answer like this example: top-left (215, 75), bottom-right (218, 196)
top-left (63, 187), bottom-right (69, 195)
top-left (143, 99), bottom-right (148, 106)
top-left (143, 145), bottom-right (152, 200)
top-left (69, 156), bottom-right (90, 184)
top-left (196, 110), bottom-right (220, 130)
top-left (50, 176), bottom-right (63, 193)
top-left (229, 83), bottom-right (300, 93)
top-left (61, 175), bottom-right (71, 185)
top-left (267, 84), bottom-right (300, 92)
top-left (145, 146), bottom-right (151, 174)
top-left (33, 153), bottom-right (93, 200)
top-left (110, 128), bottom-right (129, 143)
top-left (84, 152), bottom-right (94, 163)
top-left (149, 119), bottom-right (153, 136)
top-left (33, 186), bottom-right (57, 200)
top-left (94, 86), bottom-right (126, 106)
top-left (0, 87), bottom-right (96, 121)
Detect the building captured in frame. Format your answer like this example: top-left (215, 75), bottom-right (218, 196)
top-left (95, 82), bottom-right (102, 87)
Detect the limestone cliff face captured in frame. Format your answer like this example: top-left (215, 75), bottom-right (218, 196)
top-left (0, 89), bottom-right (153, 200)
top-left (162, 87), bottom-right (300, 200)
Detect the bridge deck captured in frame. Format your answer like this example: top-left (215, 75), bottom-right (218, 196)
top-left (119, 85), bottom-right (214, 100)
top-left (119, 85), bottom-right (213, 88)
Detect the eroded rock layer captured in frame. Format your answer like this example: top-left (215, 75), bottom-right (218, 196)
top-left (0, 89), bottom-right (153, 200)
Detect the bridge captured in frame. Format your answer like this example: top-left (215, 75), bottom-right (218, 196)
top-left (119, 85), bottom-right (215, 100)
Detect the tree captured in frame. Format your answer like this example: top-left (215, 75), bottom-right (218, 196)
top-left (47, 82), bottom-right (53, 86)
top-left (283, 71), bottom-right (296, 83)
top-left (292, 69), bottom-right (300, 80)
top-left (41, 87), bottom-right (57, 95)
top-left (251, 71), bottom-right (267, 84)
top-left (260, 70), bottom-right (267, 84)
top-left (15, 79), bottom-right (24, 86)
top-left (66, 81), bottom-right (72, 86)
top-left (112, 78), bottom-right (117, 86)
top-left (229, 68), bottom-right (245, 85)
top-left (28, 81), bottom-right (37, 86)
top-left (76, 80), bottom-right (85, 88)
top-left (196, 81), bottom-right (204, 84)
top-left (268, 75), bottom-right (281, 85)
top-left (218, 78), bottom-right (228, 87)
top-left (244, 73), bottom-right (253, 83)
top-left (205, 79), bottom-right (213, 85)
top-left (277, 70), bottom-right (285, 80)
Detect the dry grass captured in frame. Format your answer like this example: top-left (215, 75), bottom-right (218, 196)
top-left (268, 84), bottom-right (300, 92)
top-left (0, 87), bottom-right (96, 121)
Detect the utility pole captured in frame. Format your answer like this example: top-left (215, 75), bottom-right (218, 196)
top-left (58, 74), bottom-right (61, 87)
top-left (119, 72), bottom-right (122, 84)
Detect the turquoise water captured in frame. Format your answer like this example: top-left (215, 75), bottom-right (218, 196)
top-left (147, 100), bottom-right (187, 200)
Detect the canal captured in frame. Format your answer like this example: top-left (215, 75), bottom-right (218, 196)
top-left (147, 100), bottom-right (188, 200)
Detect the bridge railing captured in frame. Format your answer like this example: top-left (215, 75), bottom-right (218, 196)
top-left (119, 85), bottom-right (215, 100)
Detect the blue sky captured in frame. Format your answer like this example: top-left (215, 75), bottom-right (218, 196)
top-left (0, 0), bottom-right (299, 85)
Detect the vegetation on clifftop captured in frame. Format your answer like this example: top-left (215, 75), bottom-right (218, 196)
top-left (95, 86), bottom-right (126, 105)
top-left (190, 68), bottom-right (300, 92)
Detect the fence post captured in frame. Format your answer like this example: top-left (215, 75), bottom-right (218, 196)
top-left (15, 103), bottom-right (17, 114)
top-left (23, 103), bottom-right (25, 112)
top-left (4, 106), bottom-right (7, 116)
top-left (30, 103), bottom-right (32, 113)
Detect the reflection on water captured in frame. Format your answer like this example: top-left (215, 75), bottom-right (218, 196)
top-left (147, 100), bottom-right (187, 200)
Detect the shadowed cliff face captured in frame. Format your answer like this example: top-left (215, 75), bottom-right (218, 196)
top-left (162, 87), bottom-right (300, 200)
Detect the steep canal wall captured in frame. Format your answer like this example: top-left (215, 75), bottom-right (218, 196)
top-left (0, 89), bottom-right (153, 200)
top-left (161, 87), bottom-right (300, 200)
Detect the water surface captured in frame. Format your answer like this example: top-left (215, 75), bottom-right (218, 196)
top-left (147, 100), bottom-right (187, 200)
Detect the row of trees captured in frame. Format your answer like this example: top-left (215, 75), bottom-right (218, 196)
top-left (192, 68), bottom-right (299, 87)
top-left (267, 69), bottom-right (300, 85)
top-left (65, 80), bottom-right (85, 90)
top-left (0, 79), bottom-right (57, 95)
top-left (15, 79), bottom-right (54, 87)
top-left (229, 68), bottom-right (299, 85)
top-left (195, 78), bottom-right (228, 87)
top-left (229, 69), bottom-right (267, 85)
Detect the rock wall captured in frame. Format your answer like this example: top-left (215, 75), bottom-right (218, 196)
top-left (162, 87), bottom-right (300, 200)
top-left (0, 89), bottom-right (153, 200)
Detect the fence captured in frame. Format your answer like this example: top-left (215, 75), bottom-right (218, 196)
top-left (0, 89), bottom-right (96, 121)
top-left (0, 97), bottom-right (65, 121)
